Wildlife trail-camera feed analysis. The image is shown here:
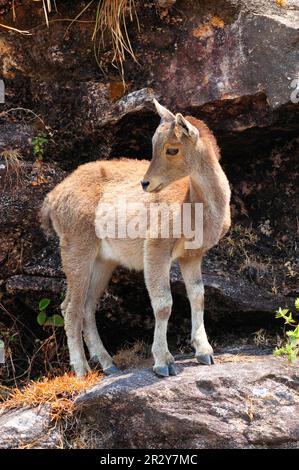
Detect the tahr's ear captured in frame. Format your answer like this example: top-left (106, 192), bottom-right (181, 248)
top-left (153, 98), bottom-right (175, 122)
top-left (175, 113), bottom-right (199, 142)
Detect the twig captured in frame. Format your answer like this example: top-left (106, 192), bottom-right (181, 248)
top-left (0, 22), bottom-right (31, 35)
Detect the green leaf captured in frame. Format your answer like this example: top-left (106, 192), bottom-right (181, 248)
top-left (44, 314), bottom-right (64, 327)
top-left (276, 308), bottom-right (295, 324)
top-left (286, 314), bottom-right (295, 324)
top-left (39, 298), bottom-right (51, 311)
top-left (287, 349), bottom-right (297, 362)
top-left (294, 325), bottom-right (299, 336)
top-left (274, 300), bottom-right (299, 362)
top-left (37, 310), bottom-right (47, 326)
top-left (273, 347), bottom-right (284, 357)
top-left (275, 307), bottom-right (289, 318)
top-left (286, 329), bottom-right (299, 339)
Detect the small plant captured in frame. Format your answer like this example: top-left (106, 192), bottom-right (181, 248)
top-left (1, 149), bottom-right (23, 186)
top-left (273, 298), bottom-right (299, 362)
top-left (37, 298), bottom-right (64, 327)
top-left (32, 133), bottom-right (49, 160)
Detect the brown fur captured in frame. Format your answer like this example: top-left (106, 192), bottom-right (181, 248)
top-left (186, 116), bottom-right (221, 161)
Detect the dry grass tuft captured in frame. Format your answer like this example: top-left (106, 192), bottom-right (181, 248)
top-left (0, 1), bottom-right (139, 81)
top-left (92, 0), bottom-right (139, 78)
top-left (253, 328), bottom-right (283, 349)
top-left (0, 371), bottom-right (102, 421)
top-left (1, 148), bottom-right (23, 171)
top-left (114, 340), bottom-right (151, 370)
top-left (0, 148), bottom-right (24, 188)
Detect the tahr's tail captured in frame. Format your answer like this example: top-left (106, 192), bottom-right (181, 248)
top-left (39, 195), bottom-right (55, 238)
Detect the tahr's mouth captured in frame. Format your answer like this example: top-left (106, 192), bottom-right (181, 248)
top-left (151, 183), bottom-right (164, 193)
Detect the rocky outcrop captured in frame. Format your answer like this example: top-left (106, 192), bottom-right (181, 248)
top-left (0, 1), bottom-right (298, 351)
top-left (0, 0), bottom-right (298, 162)
top-left (0, 355), bottom-right (298, 448)
top-left (0, 160), bottom-right (65, 278)
top-left (0, 406), bottom-right (60, 449)
top-left (74, 356), bottom-right (299, 449)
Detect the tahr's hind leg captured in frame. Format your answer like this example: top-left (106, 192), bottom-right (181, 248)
top-left (83, 256), bottom-right (119, 375)
top-left (60, 287), bottom-right (70, 317)
top-left (61, 240), bottom-right (96, 377)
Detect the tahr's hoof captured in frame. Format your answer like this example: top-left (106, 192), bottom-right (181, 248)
top-left (103, 365), bottom-right (120, 375)
top-left (153, 365), bottom-right (169, 378)
top-left (168, 363), bottom-right (178, 376)
top-left (153, 363), bottom-right (178, 377)
top-left (197, 354), bottom-right (215, 365)
top-left (70, 364), bottom-right (90, 377)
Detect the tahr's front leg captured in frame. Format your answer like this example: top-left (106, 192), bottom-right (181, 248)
top-left (179, 255), bottom-right (214, 365)
top-left (144, 240), bottom-right (176, 378)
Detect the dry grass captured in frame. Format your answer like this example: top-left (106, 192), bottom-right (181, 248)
top-left (0, 371), bottom-right (102, 422)
top-left (239, 257), bottom-right (270, 279)
top-left (67, 0), bottom-right (139, 81)
top-left (216, 354), bottom-right (258, 364)
top-left (0, 0), bottom-right (139, 81)
top-left (113, 340), bottom-right (152, 369)
top-left (0, 148), bottom-right (24, 187)
top-left (92, 0), bottom-right (139, 78)
top-left (218, 224), bottom-right (259, 261)
top-left (253, 328), bottom-right (276, 348)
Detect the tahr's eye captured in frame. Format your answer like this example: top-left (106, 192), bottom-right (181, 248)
top-left (166, 148), bottom-right (179, 156)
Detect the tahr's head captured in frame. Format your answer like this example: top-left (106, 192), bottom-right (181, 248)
top-left (141, 99), bottom-right (203, 193)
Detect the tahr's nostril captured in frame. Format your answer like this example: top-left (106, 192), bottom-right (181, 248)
top-left (141, 180), bottom-right (150, 190)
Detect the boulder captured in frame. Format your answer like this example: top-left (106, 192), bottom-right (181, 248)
top-left (0, 1), bottom-right (298, 161)
top-left (0, 355), bottom-right (298, 448)
top-left (0, 1), bottom-right (298, 351)
top-left (74, 356), bottom-right (299, 449)
top-left (0, 406), bottom-right (59, 449)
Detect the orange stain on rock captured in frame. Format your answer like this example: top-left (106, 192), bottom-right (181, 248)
top-left (109, 81), bottom-right (127, 101)
top-left (210, 15), bottom-right (225, 29)
top-left (192, 15), bottom-right (225, 39)
top-left (192, 24), bottom-right (213, 39)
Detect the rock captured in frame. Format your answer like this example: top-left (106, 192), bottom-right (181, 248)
top-left (0, 355), bottom-right (298, 448)
top-left (0, 406), bottom-right (59, 449)
top-left (0, 124), bottom-right (35, 157)
top-left (0, 1), bottom-right (298, 162)
top-left (174, 264), bottom-right (295, 317)
top-left (6, 274), bottom-right (66, 296)
top-left (73, 356), bottom-right (299, 449)
top-left (0, 159), bottom-right (65, 278)
top-left (155, 0), bottom-right (176, 9)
